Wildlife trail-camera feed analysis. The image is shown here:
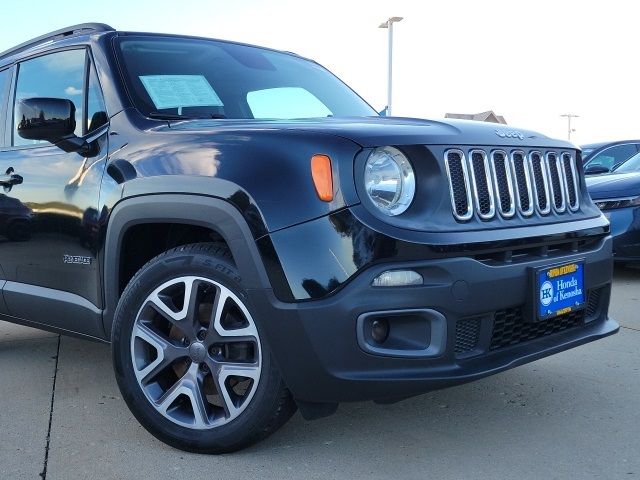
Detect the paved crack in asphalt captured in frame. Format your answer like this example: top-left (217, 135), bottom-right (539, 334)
top-left (620, 325), bottom-right (640, 332)
top-left (39, 335), bottom-right (60, 480)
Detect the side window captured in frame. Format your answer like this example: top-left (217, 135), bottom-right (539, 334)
top-left (0, 68), bottom-right (12, 147)
top-left (246, 87), bottom-right (332, 119)
top-left (588, 144), bottom-right (638, 170)
top-left (13, 49), bottom-right (86, 147)
top-left (0, 68), bottom-right (11, 107)
top-left (86, 62), bottom-right (107, 134)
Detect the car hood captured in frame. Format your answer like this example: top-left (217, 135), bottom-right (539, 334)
top-left (164, 116), bottom-right (570, 148)
top-left (586, 171), bottom-right (640, 199)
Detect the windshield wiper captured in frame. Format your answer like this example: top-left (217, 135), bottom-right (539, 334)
top-left (148, 112), bottom-right (228, 120)
top-left (148, 111), bottom-right (191, 120)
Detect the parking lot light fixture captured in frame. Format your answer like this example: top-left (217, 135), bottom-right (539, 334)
top-left (379, 16), bottom-right (403, 116)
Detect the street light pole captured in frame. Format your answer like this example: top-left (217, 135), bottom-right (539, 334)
top-left (379, 16), bottom-right (403, 116)
top-left (560, 113), bottom-right (579, 141)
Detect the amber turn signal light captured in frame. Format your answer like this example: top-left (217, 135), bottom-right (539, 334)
top-left (311, 154), bottom-right (333, 202)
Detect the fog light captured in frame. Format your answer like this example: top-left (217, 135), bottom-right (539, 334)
top-left (371, 319), bottom-right (389, 344)
top-left (371, 270), bottom-right (423, 287)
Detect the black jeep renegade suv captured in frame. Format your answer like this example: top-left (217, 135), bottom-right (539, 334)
top-left (0, 24), bottom-right (618, 453)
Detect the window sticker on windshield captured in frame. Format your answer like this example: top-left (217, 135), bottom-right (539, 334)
top-left (139, 75), bottom-right (223, 109)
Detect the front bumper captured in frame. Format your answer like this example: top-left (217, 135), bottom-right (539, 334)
top-left (251, 233), bottom-right (617, 403)
top-left (604, 207), bottom-right (640, 261)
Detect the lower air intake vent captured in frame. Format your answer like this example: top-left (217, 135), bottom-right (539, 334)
top-left (454, 317), bottom-right (481, 355)
top-left (490, 307), bottom-right (585, 350)
top-left (586, 288), bottom-right (602, 318)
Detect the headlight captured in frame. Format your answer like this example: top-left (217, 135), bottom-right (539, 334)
top-left (595, 196), bottom-right (640, 210)
top-left (364, 146), bottom-right (415, 216)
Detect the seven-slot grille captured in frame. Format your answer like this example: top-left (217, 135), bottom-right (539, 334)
top-left (445, 148), bottom-right (580, 221)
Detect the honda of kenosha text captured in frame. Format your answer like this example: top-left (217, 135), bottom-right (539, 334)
top-left (0, 24), bottom-right (617, 453)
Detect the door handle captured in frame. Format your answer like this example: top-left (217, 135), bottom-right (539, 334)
top-left (0, 173), bottom-right (23, 187)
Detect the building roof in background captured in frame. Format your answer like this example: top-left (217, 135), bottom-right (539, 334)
top-left (445, 110), bottom-right (507, 124)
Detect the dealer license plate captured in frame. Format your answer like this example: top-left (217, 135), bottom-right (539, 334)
top-left (537, 261), bottom-right (585, 320)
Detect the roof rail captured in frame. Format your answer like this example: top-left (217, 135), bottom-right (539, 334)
top-left (0, 23), bottom-right (115, 61)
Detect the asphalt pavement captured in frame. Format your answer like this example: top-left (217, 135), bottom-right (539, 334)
top-left (0, 266), bottom-right (638, 480)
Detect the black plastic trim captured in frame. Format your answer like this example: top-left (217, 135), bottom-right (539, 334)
top-left (102, 193), bottom-right (272, 336)
top-left (2, 281), bottom-right (104, 338)
top-left (356, 309), bottom-right (447, 358)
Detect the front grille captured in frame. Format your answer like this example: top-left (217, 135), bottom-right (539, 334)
top-left (490, 307), bottom-right (585, 350)
top-left (454, 317), bottom-right (481, 354)
top-left (469, 150), bottom-right (495, 218)
top-left (562, 152), bottom-right (580, 211)
top-left (491, 151), bottom-right (515, 217)
top-left (444, 148), bottom-right (580, 221)
top-left (511, 151), bottom-right (533, 216)
top-left (529, 152), bottom-right (551, 214)
top-left (445, 150), bottom-right (473, 221)
top-left (546, 152), bottom-right (566, 212)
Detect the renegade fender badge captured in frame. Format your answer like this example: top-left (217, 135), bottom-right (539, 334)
top-left (63, 255), bottom-right (91, 265)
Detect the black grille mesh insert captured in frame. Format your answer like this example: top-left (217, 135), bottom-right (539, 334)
top-left (471, 151), bottom-right (492, 216)
top-left (490, 307), bottom-right (585, 350)
top-left (586, 288), bottom-right (602, 318)
top-left (512, 153), bottom-right (531, 212)
top-left (562, 153), bottom-right (578, 208)
top-left (547, 153), bottom-right (563, 209)
top-left (492, 152), bottom-right (512, 214)
top-left (454, 317), bottom-right (481, 354)
top-left (447, 151), bottom-right (470, 218)
top-left (530, 153), bottom-right (548, 211)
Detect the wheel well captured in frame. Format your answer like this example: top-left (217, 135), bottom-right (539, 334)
top-left (118, 223), bottom-right (230, 295)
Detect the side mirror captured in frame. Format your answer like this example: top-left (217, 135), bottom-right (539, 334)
top-left (17, 97), bottom-right (76, 142)
top-left (584, 165), bottom-right (610, 175)
top-left (16, 97), bottom-right (99, 156)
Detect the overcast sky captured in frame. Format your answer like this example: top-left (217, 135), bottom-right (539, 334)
top-left (1, 0), bottom-right (635, 145)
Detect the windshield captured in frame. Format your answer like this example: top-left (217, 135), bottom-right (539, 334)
top-left (115, 36), bottom-right (377, 120)
top-left (613, 151), bottom-right (640, 173)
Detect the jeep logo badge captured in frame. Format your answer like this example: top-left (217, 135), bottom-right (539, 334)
top-left (495, 129), bottom-right (525, 140)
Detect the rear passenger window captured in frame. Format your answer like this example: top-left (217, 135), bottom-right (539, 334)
top-left (13, 49), bottom-right (86, 147)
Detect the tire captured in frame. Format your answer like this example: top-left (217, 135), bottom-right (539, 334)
top-left (111, 242), bottom-right (296, 453)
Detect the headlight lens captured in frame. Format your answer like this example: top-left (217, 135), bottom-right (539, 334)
top-left (364, 146), bottom-right (415, 216)
top-left (595, 196), bottom-right (640, 210)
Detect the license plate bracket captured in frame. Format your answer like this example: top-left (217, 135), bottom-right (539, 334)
top-left (535, 260), bottom-right (586, 320)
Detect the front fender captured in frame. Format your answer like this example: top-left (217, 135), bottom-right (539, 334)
top-left (101, 193), bottom-right (273, 336)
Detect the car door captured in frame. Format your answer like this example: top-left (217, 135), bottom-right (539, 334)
top-left (0, 47), bottom-right (109, 337)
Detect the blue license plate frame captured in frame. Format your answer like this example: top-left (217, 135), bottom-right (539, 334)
top-left (536, 260), bottom-right (586, 320)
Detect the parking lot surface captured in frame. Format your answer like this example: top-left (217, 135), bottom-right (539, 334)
top-left (0, 266), bottom-right (638, 480)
